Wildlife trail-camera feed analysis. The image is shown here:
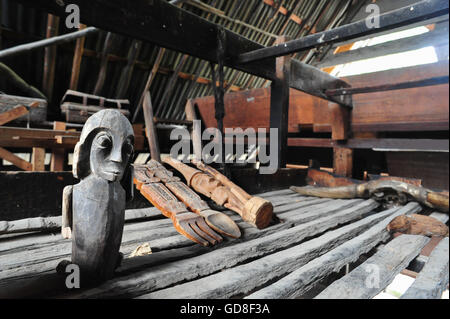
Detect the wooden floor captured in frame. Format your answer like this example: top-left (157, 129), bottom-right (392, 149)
top-left (0, 188), bottom-right (448, 299)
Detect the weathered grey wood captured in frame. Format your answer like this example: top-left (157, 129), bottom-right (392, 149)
top-left (315, 235), bottom-right (430, 299)
top-left (429, 212), bottom-right (449, 224)
top-left (142, 205), bottom-right (399, 299)
top-left (0, 94), bottom-right (47, 124)
top-left (0, 216), bottom-right (60, 235)
top-left (401, 237), bottom-right (449, 299)
top-left (0, 207), bottom-right (163, 236)
top-left (246, 202), bottom-right (422, 299)
top-left (66, 199), bottom-right (378, 298)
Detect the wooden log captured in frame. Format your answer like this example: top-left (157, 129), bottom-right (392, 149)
top-left (246, 202), bottom-right (422, 299)
top-left (141, 203), bottom-right (398, 299)
top-left (65, 199), bottom-right (378, 298)
top-left (401, 237), bottom-right (449, 299)
top-left (315, 234), bottom-right (430, 299)
top-left (0, 147), bottom-right (32, 171)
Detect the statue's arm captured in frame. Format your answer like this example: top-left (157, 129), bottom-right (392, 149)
top-left (61, 185), bottom-right (73, 239)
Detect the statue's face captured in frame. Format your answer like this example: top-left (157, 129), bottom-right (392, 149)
top-left (89, 128), bottom-right (134, 182)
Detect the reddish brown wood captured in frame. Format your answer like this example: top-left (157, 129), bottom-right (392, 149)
top-left (193, 61), bottom-right (449, 133)
top-left (50, 121), bottom-right (66, 171)
top-left (333, 148), bottom-right (353, 178)
top-left (387, 214), bottom-right (449, 237)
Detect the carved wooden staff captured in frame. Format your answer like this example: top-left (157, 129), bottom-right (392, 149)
top-left (163, 157), bottom-right (274, 229)
top-left (133, 163), bottom-right (225, 246)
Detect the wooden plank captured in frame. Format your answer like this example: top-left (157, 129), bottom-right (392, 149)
top-left (0, 105), bottom-right (29, 126)
top-left (333, 147), bottom-right (353, 178)
top-left (0, 95), bottom-right (47, 124)
top-left (63, 199), bottom-right (378, 298)
top-left (246, 202), bottom-right (422, 299)
top-left (330, 102), bottom-right (350, 141)
top-left (18, 0), bottom-right (350, 106)
top-left (140, 203), bottom-right (397, 299)
top-left (429, 212), bottom-right (449, 224)
top-left (315, 234), bottom-right (430, 299)
top-left (0, 147), bottom-right (32, 171)
top-left (31, 148), bottom-right (46, 171)
top-left (401, 237), bottom-right (449, 299)
top-left (50, 122), bottom-right (66, 171)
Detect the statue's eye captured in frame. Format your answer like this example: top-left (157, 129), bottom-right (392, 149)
top-left (96, 134), bottom-right (112, 149)
top-left (122, 142), bottom-right (133, 156)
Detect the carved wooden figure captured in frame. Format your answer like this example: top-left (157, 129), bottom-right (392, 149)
top-left (163, 157), bottom-right (274, 229)
top-left (60, 109), bottom-right (134, 284)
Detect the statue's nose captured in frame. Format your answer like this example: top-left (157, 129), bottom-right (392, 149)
top-left (110, 147), bottom-right (123, 163)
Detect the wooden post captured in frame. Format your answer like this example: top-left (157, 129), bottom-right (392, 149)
top-left (329, 102), bottom-right (350, 141)
top-left (333, 147), bottom-right (353, 177)
top-left (142, 92), bottom-right (160, 162)
top-left (32, 147), bottom-right (46, 171)
top-left (185, 99), bottom-right (202, 161)
top-left (50, 121), bottom-right (66, 171)
top-left (42, 14), bottom-right (60, 101)
top-left (69, 24), bottom-right (87, 90)
top-left (270, 36), bottom-right (291, 169)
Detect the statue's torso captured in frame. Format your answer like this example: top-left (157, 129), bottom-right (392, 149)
top-left (72, 176), bottom-right (125, 281)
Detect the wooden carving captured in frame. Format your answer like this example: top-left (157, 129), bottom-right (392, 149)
top-left (291, 180), bottom-right (449, 213)
top-left (133, 161), bottom-right (234, 246)
top-left (163, 157), bottom-right (274, 229)
top-left (388, 214), bottom-right (449, 237)
top-left (59, 109), bottom-right (134, 284)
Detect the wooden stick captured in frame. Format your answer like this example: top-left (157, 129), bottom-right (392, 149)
top-left (143, 92), bottom-right (160, 162)
top-left (0, 147), bottom-right (32, 171)
top-left (42, 14), bottom-right (59, 101)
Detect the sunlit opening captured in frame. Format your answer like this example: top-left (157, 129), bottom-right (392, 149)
top-left (330, 26), bottom-right (439, 77)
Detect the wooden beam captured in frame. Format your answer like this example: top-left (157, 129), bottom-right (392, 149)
top-left (16, 0), bottom-right (350, 106)
top-left (50, 121), bottom-right (66, 171)
top-left (316, 235), bottom-right (430, 299)
top-left (246, 203), bottom-right (422, 299)
top-left (0, 147), bottom-right (32, 171)
top-left (31, 147), bottom-right (46, 171)
top-left (0, 105), bottom-right (29, 126)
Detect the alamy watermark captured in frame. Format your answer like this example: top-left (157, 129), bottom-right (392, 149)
top-left (169, 121), bottom-right (279, 175)
top-left (365, 3), bottom-right (381, 29)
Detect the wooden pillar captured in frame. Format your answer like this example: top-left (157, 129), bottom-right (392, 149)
top-left (329, 102), bottom-right (350, 141)
top-left (32, 147), bottom-right (46, 171)
top-left (50, 121), bottom-right (66, 171)
top-left (42, 14), bottom-right (59, 101)
top-left (333, 147), bottom-right (353, 177)
top-left (69, 24), bottom-right (87, 90)
top-left (270, 36), bottom-right (291, 169)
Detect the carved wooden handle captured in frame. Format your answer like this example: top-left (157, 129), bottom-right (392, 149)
top-left (165, 181), bottom-right (210, 214)
top-left (140, 183), bottom-right (188, 219)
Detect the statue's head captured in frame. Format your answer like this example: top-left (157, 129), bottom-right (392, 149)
top-left (73, 109), bottom-right (134, 183)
